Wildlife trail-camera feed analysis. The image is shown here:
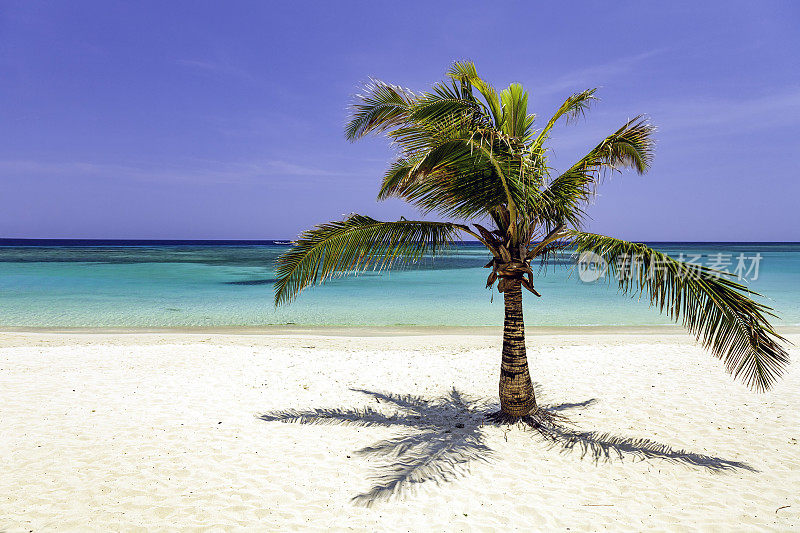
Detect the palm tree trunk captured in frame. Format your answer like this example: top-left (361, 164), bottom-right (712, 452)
top-left (499, 281), bottom-right (536, 417)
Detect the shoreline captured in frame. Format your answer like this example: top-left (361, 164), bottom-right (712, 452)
top-left (2, 324), bottom-right (799, 337)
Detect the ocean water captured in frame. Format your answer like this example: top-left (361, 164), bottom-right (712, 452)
top-left (0, 241), bottom-right (798, 329)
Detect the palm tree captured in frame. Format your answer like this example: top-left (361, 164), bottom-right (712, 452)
top-left (274, 62), bottom-right (789, 421)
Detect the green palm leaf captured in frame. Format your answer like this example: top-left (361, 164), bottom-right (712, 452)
top-left (408, 80), bottom-right (489, 127)
top-left (446, 61), bottom-right (504, 127)
top-left (571, 232), bottom-right (789, 391)
top-left (534, 116), bottom-right (655, 228)
top-left (379, 135), bottom-right (522, 219)
top-left (531, 88), bottom-right (597, 151)
top-left (274, 215), bottom-right (462, 305)
top-left (499, 83), bottom-right (534, 139)
top-left (345, 79), bottom-right (415, 140)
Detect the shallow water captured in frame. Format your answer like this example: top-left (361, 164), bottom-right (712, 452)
top-left (0, 241), bottom-right (797, 328)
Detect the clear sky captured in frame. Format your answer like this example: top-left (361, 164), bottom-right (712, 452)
top-left (1, 1), bottom-right (798, 240)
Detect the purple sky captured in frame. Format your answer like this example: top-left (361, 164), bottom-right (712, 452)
top-left (1, 1), bottom-right (798, 240)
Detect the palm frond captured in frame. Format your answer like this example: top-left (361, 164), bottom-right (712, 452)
top-left (376, 118), bottom-right (528, 220)
top-left (274, 215), bottom-right (462, 305)
top-left (446, 60), bottom-right (504, 128)
top-left (345, 79), bottom-right (415, 140)
top-left (409, 80), bottom-right (489, 127)
top-left (532, 116), bottom-right (655, 228)
top-left (499, 83), bottom-right (534, 139)
top-left (377, 157), bottom-right (420, 200)
top-left (570, 232), bottom-right (789, 391)
top-left (531, 88), bottom-right (597, 150)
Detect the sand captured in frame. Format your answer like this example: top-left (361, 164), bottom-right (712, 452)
top-left (1, 330), bottom-right (798, 531)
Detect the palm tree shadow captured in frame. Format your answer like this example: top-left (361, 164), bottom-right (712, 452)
top-left (258, 387), bottom-right (755, 506)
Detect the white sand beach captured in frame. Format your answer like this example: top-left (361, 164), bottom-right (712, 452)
top-left (1, 330), bottom-right (798, 531)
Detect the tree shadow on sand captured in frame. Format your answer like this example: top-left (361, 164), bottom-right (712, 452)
top-left (258, 387), bottom-right (755, 506)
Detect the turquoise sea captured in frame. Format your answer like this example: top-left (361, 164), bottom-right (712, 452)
top-left (0, 241), bottom-right (798, 329)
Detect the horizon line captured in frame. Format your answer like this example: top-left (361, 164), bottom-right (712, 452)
top-left (2, 238), bottom-right (799, 246)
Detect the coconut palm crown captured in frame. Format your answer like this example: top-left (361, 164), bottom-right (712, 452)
top-left (274, 61), bottom-right (788, 420)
